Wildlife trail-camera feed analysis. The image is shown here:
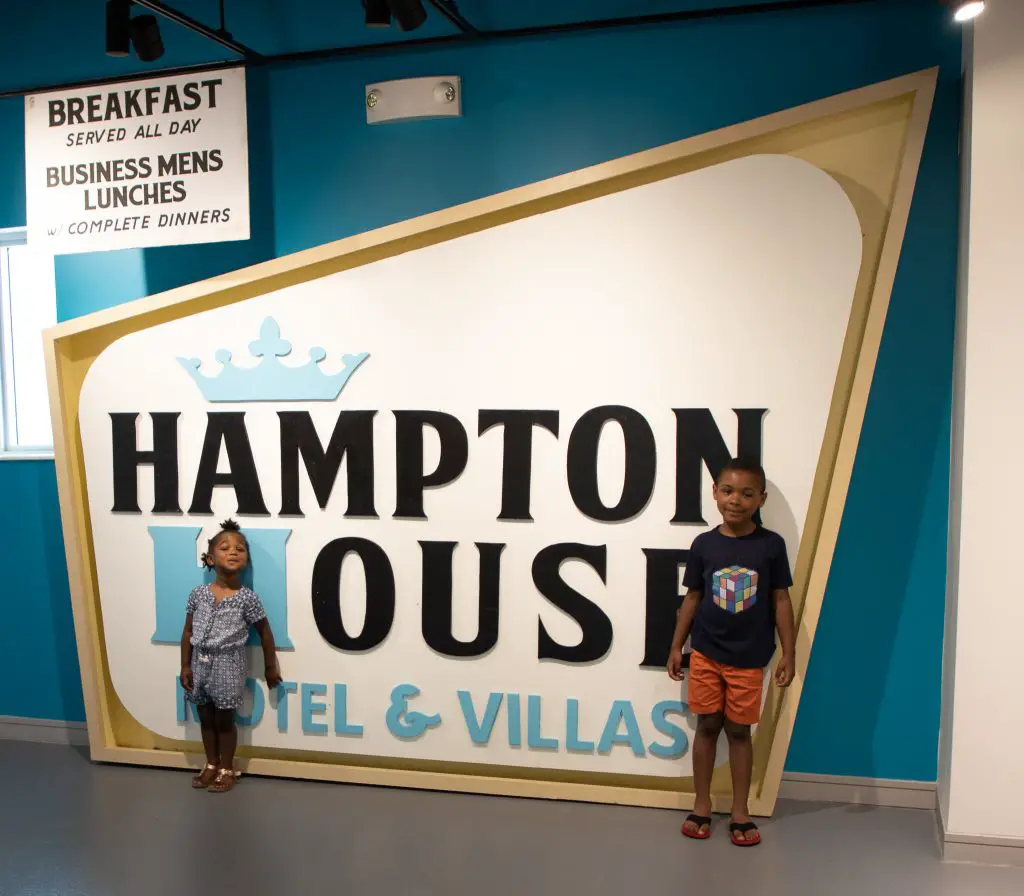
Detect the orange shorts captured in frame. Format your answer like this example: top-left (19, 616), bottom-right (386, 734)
top-left (687, 650), bottom-right (763, 725)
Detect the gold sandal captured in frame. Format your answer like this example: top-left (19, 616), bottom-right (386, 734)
top-left (191, 763), bottom-right (218, 789)
top-left (208, 768), bottom-right (236, 793)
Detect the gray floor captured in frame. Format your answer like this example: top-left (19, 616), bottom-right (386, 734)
top-left (1, 742), bottom-right (1023, 896)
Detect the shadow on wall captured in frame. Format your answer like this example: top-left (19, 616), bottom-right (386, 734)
top-left (141, 67), bottom-right (278, 298)
top-left (763, 478), bottom-right (799, 559)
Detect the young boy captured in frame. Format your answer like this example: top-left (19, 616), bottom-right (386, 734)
top-left (667, 458), bottom-right (796, 847)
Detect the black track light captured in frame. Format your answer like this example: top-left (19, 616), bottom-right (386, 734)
top-left (387, 0), bottom-right (427, 32)
top-left (130, 14), bottom-right (165, 62)
top-left (364, 0), bottom-right (391, 28)
top-left (105, 0), bottom-right (132, 58)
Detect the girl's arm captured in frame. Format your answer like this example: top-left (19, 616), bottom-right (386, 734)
top-left (254, 618), bottom-right (282, 688)
top-left (180, 615), bottom-right (194, 690)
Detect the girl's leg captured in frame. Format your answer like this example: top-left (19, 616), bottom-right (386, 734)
top-left (192, 704), bottom-right (220, 788)
top-left (209, 652), bottom-right (245, 791)
top-left (208, 709), bottom-right (238, 793)
top-left (197, 704), bottom-right (219, 764)
top-left (214, 709), bottom-right (237, 771)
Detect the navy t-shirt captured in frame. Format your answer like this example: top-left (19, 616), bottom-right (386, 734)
top-left (682, 526), bottom-right (793, 669)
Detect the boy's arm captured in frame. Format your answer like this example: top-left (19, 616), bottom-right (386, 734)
top-left (773, 588), bottom-right (796, 687)
top-left (180, 615), bottom-right (194, 690)
top-left (254, 618), bottom-right (282, 687)
top-left (667, 588), bottom-right (701, 680)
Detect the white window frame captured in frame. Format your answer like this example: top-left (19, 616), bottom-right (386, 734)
top-left (0, 226), bottom-right (56, 461)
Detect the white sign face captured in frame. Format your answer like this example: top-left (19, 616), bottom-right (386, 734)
top-left (78, 154), bottom-right (861, 779)
top-left (25, 68), bottom-right (249, 255)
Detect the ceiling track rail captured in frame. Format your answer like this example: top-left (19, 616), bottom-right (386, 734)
top-left (0, 0), bottom-right (876, 100)
top-left (132, 0), bottom-right (262, 59)
top-left (424, 0), bottom-right (480, 35)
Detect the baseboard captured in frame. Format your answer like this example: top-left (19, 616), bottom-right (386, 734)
top-left (0, 715), bottom-right (89, 747)
top-left (942, 837), bottom-right (1024, 867)
top-left (779, 772), bottom-right (937, 809)
top-left (936, 803), bottom-right (1024, 866)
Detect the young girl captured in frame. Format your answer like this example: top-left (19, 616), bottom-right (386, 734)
top-left (179, 519), bottom-right (282, 793)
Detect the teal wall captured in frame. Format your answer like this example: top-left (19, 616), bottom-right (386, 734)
top-left (0, 0), bottom-right (958, 781)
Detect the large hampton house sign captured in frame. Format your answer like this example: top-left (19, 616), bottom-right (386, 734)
top-left (45, 71), bottom-right (936, 814)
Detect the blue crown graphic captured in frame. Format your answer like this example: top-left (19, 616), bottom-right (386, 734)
top-left (177, 317), bottom-right (369, 403)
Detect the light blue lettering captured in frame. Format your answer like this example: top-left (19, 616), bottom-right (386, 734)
top-left (527, 695), bottom-right (558, 750)
top-left (507, 693), bottom-right (522, 747)
top-left (566, 698), bottom-right (595, 753)
top-left (598, 700), bottom-right (645, 757)
top-left (301, 683), bottom-right (328, 735)
top-left (649, 700), bottom-right (689, 759)
top-left (175, 677), bottom-right (200, 723)
top-left (149, 525), bottom-right (294, 648)
top-left (385, 684), bottom-right (442, 740)
top-left (235, 678), bottom-right (265, 728)
top-left (153, 526), bottom-right (204, 646)
top-left (334, 684), bottom-right (364, 736)
top-left (458, 691), bottom-right (502, 745)
top-left (276, 680), bottom-right (297, 732)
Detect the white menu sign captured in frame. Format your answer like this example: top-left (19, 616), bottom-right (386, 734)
top-left (25, 67), bottom-right (249, 254)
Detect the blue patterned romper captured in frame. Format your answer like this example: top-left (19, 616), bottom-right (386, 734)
top-left (184, 585), bottom-right (267, 711)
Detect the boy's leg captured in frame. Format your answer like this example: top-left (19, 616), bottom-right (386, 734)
top-left (723, 719), bottom-right (754, 835)
top-left (687, 712), bottom-right (724, 834)
top-left (684, 651), bottom-right (727, 836)
top-left (722, 665), bottom-right (764, 842)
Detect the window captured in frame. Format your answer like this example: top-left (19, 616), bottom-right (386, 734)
top-left (0, 228), bottom-right (57, 457)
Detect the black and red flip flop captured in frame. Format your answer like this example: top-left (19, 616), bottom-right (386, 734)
top-left (729, 821), bottom-right (761, 847)
top-left (681, 814), bottom-right (712, 840)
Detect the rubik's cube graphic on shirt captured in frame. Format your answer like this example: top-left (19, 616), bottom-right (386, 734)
top-left (712, 566), bottom-right (759, 614)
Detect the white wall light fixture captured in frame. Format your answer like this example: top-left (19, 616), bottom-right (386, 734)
top-left (365, 76), bottom-right (462, 124)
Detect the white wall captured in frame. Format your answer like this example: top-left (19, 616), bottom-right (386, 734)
top-left (942, 1), bottom-right (1024, 843)
top-left (938, 26), bottom-right (973, 833)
